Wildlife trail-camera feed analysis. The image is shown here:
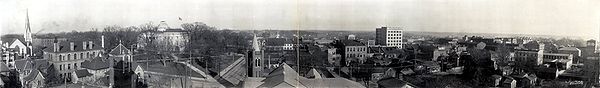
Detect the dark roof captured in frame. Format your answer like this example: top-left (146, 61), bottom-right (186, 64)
top-left (340, 40), bottom-right (365, 46)
top-left (377, 78), bottom-right (416, 88)
top-left (138, 61), bottom-right (205, 78)
top-left (42, 40), bottom-right (103, 53)
top-left (109, 43), bottom-right (131, 55)
top-left (23, 69), bottom-right (43, 81)
top-left (265, 38), bottom-right (291, 46)
top-left (81, 57), bottom-right (111, 70)
top-left (75, 69), bottom-right (93, 78)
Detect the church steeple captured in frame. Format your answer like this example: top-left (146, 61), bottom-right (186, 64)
top-left (24, 9), bottom-right (33, 56)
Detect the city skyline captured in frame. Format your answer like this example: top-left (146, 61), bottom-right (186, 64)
top-left (1, 0), bottom-right (599, 39)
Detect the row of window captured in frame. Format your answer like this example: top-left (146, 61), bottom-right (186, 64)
top-left (346, 47), bottom-right (367, 52)
top-left (387, 40), bottom-right (402, 43)
top-left (50, 51), bottom-right (99, 62)
top-left (59, 63), bottom-right (78, 71)
top-left (388, 31), bottom-right (402, 33)
top-left (387, 33), bottom-right (402, 36)
top-left (346, 53), bottom-right (364, 58)
top-left (387, 37), bottom-right (402, 39)
top-left (387, 43), bottom-right (402, 46)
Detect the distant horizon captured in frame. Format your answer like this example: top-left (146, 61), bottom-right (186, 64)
top-left (1, 28), bottom-right (595, 40)
top-left (2, 0), bottom-right (599, 40)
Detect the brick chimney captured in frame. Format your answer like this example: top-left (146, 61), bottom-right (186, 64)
top-left (70, 42), bottom-right (75, 51)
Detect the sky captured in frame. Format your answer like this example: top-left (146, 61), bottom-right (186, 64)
top-left (1, 0), bottom-right (599, 39)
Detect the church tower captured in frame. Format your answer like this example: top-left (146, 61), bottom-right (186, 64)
top-left (24, 9), bottom-right (33, 57)
top-left (248, 33), bottom-right (263, 77)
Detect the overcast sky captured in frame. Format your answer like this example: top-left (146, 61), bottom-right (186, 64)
top-left (1, 0), bottom-right (599, 39)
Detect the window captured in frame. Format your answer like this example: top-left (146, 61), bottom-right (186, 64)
top-left (74, 53), bottom-right (77, 60)
top-left (74, 63), bottom-right (78, 69)
top-left (59, 65), bottom-right (63, 70)
top-left (81, 53), bottom-right (84, 59)
top-left (59, 55), bottom-right (63, 61)
top-left (68, 54), bottom-right (71, 60)
top-left (68, 64), bottom-right (71, 70)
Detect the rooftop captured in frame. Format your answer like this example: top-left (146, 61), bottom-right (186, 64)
top-left (42, 40), bottom-right (103, 53)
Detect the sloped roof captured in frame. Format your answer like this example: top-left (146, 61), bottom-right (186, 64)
top-left (138, 61), bottom-right (205, 78)
top-left (109, 43), bottom-right (131, 55)
top-left (259, 63), bottom-right (306, 88)
top-left (81, 57), bottom-right (111, 70)
top-left (306, 68), bottom-right (323, 79)
top-left (558, 47), bottom-right (580, 51)
top-left (265, 38), bottom-right (291, 46)
top-left (377, 78), bottom-right (415, 88)
top-left (0, 63), bottom-right (9, 72)
top-left (256, 63), bottom-right (365, 88)
top-left (23, 69), bottom-right (43, 81)
top-left (75, 69), bottom-right (93, 78)
top-left (216, 56), bottom-right (247, 86)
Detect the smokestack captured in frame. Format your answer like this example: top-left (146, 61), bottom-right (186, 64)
top-left (53, 38), bottom-right (59, 52)
top-left (101, 35), bottom-right (105, 48)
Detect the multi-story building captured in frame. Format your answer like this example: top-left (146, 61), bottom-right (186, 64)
top-left (585, 57), bottom-right (600, 87)
top-left (335, 40), bottom-right (367, 66)
top-left (137, 21), bottom-right (189, 52)
top-left (43, 39), bottom-right (104, 80)
top-left (376, 27), bottom-right (403, 48)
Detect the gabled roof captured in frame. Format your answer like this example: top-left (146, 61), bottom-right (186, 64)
top-left (81, 57), bottom-right (111, 70)
top-left (75, 69), bottom-right (93, 78)
top-left (259, 63), bottom-right (306, 88)
top-left (109, 43), bottom-right (131, 55)
top-left (23, 69), bottom-right (44, 82)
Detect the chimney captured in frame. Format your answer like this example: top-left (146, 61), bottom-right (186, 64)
top-left (101, 35), bottom-right (105, 48)
top-left (70, 42), bottom-right (75, 51)
top-left (53, 38), bottom-right (59, 52)
top-left (83, 42), bottom-right (88, 50)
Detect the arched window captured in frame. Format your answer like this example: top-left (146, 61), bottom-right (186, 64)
top-left (80, 53), bottom-right (84, 59)
top-left (67, 54), bottom-right (71, 60)
top-left (59, 55), bottom-right (63, 61)
top-left (74, 53), bottom-right (77, 60)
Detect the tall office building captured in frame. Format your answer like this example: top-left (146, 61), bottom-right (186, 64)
top-left (376, 27), bottom-right (403, 48)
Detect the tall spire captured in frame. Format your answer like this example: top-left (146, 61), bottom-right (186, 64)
top-left (252, 33), bottom-right (261, 51)
top-left (24, 9), bottom-right (33, 56)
